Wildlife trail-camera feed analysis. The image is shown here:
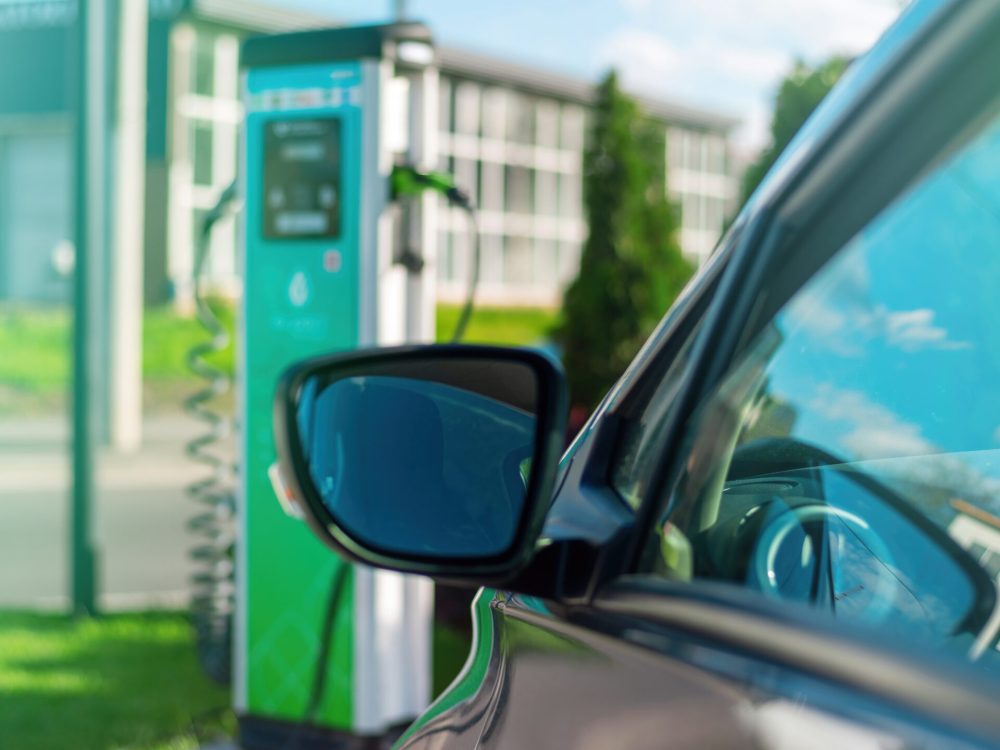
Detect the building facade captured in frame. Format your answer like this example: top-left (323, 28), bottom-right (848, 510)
top-left (166, 1), bottom-right (740, 308)
top-left (0, 0), bottom-right (740, 310)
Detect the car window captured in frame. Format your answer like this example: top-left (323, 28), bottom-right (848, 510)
top-left (646, 104), bottom-right (1000, 666)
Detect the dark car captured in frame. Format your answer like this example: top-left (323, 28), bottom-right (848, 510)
top-left (272, 0), bottom-right (1000, 746)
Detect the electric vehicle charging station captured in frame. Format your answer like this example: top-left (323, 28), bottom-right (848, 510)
top-left (237, 23), bottom-right (440, 748)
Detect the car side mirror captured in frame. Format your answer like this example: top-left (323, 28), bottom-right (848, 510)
top-left (272, 344), bottom-right (569, 583)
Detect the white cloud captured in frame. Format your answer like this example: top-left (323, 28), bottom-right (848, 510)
top-left (599, 29), bottom-right (680, 84)
top-left (805, 385), bottom-right (1000, 507)
top-left (596, 0), bottom-right (904, 154)
top-left (809, 384), bottom-right (936, 460)
top-left (785, 248), bottom-right (970, 355)
top-left (618, 0), bottom-right (652, 13)
top-left (885, 308), bottom-right (971, 352)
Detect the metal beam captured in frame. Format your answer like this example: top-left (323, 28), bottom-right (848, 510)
top-left (71, 0), bottom-right (107, 617)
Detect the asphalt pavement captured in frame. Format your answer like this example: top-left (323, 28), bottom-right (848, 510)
top-left (0, 413), bottom-right (234, 610)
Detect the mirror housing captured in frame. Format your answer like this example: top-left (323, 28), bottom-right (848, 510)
top-left (273, 344), bottom-right (568, 584)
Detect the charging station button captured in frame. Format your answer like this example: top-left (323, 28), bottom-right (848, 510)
top-left (323, 250), bottom-right (342, 273)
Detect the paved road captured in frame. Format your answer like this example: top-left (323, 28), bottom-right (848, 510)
top-left (0, 414), bottom-right (235, 609)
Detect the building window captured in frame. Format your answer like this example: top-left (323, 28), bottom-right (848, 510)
top-left (481, 161), bottom-right (504, 212)
top-left (506, 92), bottom-right (536, 145)
top-left (560, 105), bottom-right (585, 151)
top-left (482, 87), bottom-right (506, 140)
top-left (666, 126), bottom-right (684, 171)
top-left (481, 233), bottom-right (503, 284)
top-left (437, 230), bottom-right (454, 281)
top-left (192, 31), bottom-right (215, 97)
top-left (454, 157), bottom-right (477, 206)
top-left (706, 134), bottom-right (726, 175)
top-left (455, 81), bottom-right (481, 137)
top-left (439, 77), bottom-right (454, 135)
top-left (558, 171), bottom-right (581, 218)
top-left (535, 238), bottom-right (558, 286)
top-left (505, 165), bottom-right (534, 214)
top-left (536, 170), bottom-right (558, 216)
top-left (192, 121), bottom-right (213, 186)
top-left (537, 101), bottom-right (559, 149)
top-left (504, 235), bottom-right (534, 285)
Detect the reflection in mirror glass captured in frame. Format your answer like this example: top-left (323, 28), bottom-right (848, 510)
top-left (296, 373), bottom-right (537, 558)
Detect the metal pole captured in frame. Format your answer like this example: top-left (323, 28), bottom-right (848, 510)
top-left (393, 0), bottom-right (408, 21)
top-left (71, 0), bottom-right (103, 617)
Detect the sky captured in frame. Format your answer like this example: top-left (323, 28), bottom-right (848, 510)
top-left (274, 0), bottom-right (905, 156)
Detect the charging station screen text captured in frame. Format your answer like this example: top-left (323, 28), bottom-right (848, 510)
top-left (263, 118), bottom-right (342, 239)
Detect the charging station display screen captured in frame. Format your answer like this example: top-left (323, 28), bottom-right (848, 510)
top-left (263, 118), bottom-right (341, 239)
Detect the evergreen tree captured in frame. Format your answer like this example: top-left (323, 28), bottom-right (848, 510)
top-left (555, 71), bottom-right (693, 411)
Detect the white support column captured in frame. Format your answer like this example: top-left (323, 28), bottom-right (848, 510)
top-left (353, 51), bottom-right (438, 735)
top-left (167, 24), bottom-right (195, 313)
top-left (211, 34), bottom-right (240, 287)
top-left (108, 0), bottom-right (148, 452)
top-left (407, 63), bottom-right (439, 344)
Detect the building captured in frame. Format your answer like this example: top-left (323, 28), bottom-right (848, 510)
top-left (0, 0), bottom-right (740, 310)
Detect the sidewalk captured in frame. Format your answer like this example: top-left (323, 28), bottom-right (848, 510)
top-left (0, 411), bottom-right (236, 609)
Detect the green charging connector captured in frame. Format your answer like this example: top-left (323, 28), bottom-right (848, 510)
top-left (390, 163), bottom-right (480, 343)
top-left (391, 165), bottom-right (473, 210)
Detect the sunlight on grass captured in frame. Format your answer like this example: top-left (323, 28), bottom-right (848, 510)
top-left (435, 304), bottom-right (556, 346)
top-left (0, 303), bottom-right (558, 414)
top-left (0, 611), bottom-right (231, 750)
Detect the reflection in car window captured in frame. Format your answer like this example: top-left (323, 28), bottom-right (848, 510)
top-left (612, 325), bottom-right (701, 509)
top-left (651, 106), bottom-right (1000, 666)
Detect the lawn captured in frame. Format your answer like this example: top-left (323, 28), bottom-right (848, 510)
top-left (0, 608), bottom-right (473, 750)
top-left (0, 611), bottom-right (232, 750)
top-left (435, 303), bottom-right (556, 346)
top-left (0, 302), bottom-right (557, 415)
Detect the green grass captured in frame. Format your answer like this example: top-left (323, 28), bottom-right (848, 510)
top-left (142, 304), bottom-right (235, 381)
top-left (0, 611), bottom-right (232, 750)
top-left (0, 608), bottom-right (472, 750)
top-left (0, 307), bottom-right (70, 390)
top-left (0, 303), bottom-right (557, 415)
top-left (435, 304), bottom-right (557, 346)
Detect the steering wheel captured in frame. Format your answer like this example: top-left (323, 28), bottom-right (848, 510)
top-left (750, 502), bottom-right (898, 625)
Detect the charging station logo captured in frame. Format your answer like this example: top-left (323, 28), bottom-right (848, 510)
top-left (288, 271), bottom-right (310, 308)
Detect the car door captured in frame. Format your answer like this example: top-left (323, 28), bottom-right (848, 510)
top-left (398, 1), bottom-right (1000, 748)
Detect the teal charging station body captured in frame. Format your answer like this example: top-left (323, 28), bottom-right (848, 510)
top-left (237, 24), bottom-right (439, 748)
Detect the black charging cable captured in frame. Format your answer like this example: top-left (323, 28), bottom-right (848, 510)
top-left (391, 165), bottom-right (481, 343)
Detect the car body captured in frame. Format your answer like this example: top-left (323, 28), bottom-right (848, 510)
top-left (275, 0), bottom-right (1000, 747)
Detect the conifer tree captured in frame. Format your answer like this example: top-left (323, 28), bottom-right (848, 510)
top-left (556, 71), bottom-right (693, 411)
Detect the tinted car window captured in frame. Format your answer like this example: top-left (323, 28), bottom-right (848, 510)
top-left (649, 105), bottom-right (1000, 665)
top-left (612, 325), bottom-right (701, 509)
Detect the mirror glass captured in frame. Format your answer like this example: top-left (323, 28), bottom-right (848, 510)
top-left (294, 359), bottom-right (540, 559)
